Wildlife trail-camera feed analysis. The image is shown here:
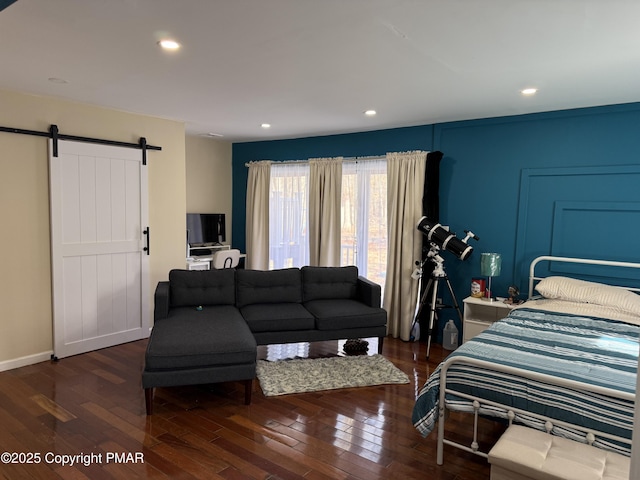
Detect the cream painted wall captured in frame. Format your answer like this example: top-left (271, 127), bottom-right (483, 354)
top-left (0, 88), bottom-right (187, 368)
top-left (185, 135), bottom-right (233, 244)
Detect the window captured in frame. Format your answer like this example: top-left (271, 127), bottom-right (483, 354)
top-left (268, 158), bottom-right (387, 292)
top-left (269, 162), bottom-right (309, 269)
top-left (340, 159), bottom-right (387, 288)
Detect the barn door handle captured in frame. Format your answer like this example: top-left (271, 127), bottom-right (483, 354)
top-left (143, 227), bottom-right (150, 255)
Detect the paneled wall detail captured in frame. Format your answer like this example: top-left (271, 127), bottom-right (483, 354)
top-left (514, 164), bottom-right (640, 287)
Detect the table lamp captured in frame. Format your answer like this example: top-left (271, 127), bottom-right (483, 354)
top-left (480, 252), bottom-right (502, 301)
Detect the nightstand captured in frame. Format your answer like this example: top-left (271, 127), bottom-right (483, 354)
top-left (462, 296), bottom-right (515, 343)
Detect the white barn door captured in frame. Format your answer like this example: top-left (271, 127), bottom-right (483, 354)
top-left (49, 140), bottom-right (150, 359)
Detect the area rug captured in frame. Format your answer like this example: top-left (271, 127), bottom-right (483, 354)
top-left (256, 354), bottom-right (410, 396)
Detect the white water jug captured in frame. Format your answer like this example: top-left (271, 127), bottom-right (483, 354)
top-left (443, 319), bottom-right (458, 350)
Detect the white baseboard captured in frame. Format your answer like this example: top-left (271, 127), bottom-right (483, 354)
top-left (0, 351), bottom-right (54, 373)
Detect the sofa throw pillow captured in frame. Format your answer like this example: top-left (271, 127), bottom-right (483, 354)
top-left (236, 268), bottom-right (303, 308)
top-left (302, 266), bottom-right (358, 301)
top-left (169, 269), bottom-right (236, 307)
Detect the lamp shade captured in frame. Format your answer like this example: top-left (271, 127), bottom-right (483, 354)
top-left (480, 253), bottom-right (502, 277)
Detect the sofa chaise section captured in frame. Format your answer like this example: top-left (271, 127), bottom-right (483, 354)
top-left (142, 269), bottom-right (256, 414)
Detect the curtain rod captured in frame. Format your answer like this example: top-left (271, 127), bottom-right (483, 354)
top-left (245, 154), bottom-right (385, 167)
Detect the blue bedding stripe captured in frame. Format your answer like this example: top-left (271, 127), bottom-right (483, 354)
top-left (411, 308), bottom-right (639, 455)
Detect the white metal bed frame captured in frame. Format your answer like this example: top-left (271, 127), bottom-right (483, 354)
top-left (435, 255), bottom-right (640, 465)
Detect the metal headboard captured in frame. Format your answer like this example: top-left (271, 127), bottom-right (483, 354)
top-left (528, 255), bottom-right (640, 299)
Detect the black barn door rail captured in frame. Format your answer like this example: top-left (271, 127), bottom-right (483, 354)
top-left (0, 124), bottom-right (162, 164)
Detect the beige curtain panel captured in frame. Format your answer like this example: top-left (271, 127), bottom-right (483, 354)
top-left (384, 151), bottom-right (427, 340)
top-left (245, 160), bottom-right (271, 270)
top-left (308, 157), bottom-right (343, 267)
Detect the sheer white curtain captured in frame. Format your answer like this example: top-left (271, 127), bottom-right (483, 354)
top-left (245, 161), bottom-right (271, 270)
top-left (384, 151), bottom-right (427, 340)
top-left (269, 162), bottom-right (310, 269)
top-left (341, 158), bottom-right (387, 291)
top-left (309, 157), bottom-right (342, 266)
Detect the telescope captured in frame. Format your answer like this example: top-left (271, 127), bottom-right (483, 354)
top-left (416, 216), bottom-right (478, 261)
top-left (413, 216), bottom-right (479, 357)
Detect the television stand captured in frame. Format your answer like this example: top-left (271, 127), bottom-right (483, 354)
top-left (187, 244), bottom-right (230, 269)
top-left (187, 244), bottom-right (229, 257)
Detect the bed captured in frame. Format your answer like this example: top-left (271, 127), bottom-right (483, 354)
top-left (412, 255), bottom-right (640, 465)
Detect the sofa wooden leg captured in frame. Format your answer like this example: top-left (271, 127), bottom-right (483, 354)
top-left (378, 336), bottom-right (384, 354)
top-left (244, 379), bottom-right (253, 405)
top-left (145, 388), bottom-right (154, 415)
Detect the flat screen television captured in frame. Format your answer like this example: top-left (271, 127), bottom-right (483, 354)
top-left (186, 213), bottom-right (225, 246)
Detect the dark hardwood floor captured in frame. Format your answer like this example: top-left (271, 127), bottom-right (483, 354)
top-left (0, 337), bottom-right (504, 479)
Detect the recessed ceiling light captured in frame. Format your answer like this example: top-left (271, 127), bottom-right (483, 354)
top-left (364, 109), bottom-right (377, 116)
top-left (261, 123), bottom-right (271, 129)
top-left (158, 39), bottom-right (181, 51)
top-left (521, 88), bottom-right (538, 96)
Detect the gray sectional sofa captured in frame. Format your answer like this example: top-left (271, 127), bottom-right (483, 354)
top-left (142, 265), bottom-right (387, 414)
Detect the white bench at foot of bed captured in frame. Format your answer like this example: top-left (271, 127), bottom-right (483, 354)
top-left (488, 425), bottom-right (630, 480)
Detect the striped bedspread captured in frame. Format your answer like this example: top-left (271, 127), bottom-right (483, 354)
top-left (412, 307), bottom-right (639, 454)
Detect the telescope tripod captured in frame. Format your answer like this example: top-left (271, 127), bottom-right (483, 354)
top-left (411, 248), bottom-right (464, 359)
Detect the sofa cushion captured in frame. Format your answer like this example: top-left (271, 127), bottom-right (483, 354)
top-left (304, 299), bottom-right (387, 331)
top-left (302, 266), bottom-right (358, 301)
top-left (169, 269), bottom-right (236, 307)
top-left (236, 268), bottom-right (302, 307)
top-left (145, 305), bottom-right (256, 370)
top-left (240, 303), bottom-right (315, 333)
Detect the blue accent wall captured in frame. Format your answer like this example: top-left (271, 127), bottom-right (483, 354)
top-left (432, 103), bottom-right (640, 306)
top-left (0, 0), bottom-right (18, 12)
top-left (232, 102), bottom-right (640, 340)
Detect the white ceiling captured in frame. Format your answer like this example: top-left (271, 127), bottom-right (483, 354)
top-left (2, 0), bottom-right (640, 142)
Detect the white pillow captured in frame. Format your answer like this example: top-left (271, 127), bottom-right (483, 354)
top-left (535, 276), bottom-right (640, 316)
